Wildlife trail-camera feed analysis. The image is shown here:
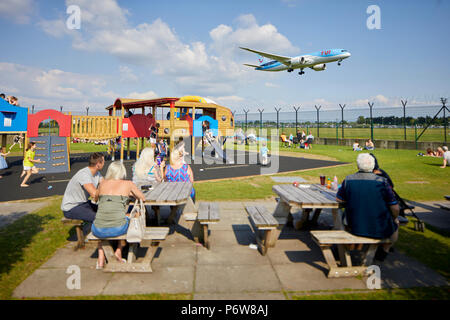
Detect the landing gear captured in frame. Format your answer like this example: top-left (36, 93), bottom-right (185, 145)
top-left (287, 68), bottom-right (294, 73)
top-left (337, 59), bottom-right (342, 66)
top-left (298, 69), bottom-right (305, 75)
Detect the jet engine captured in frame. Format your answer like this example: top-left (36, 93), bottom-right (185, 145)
top-left (290, 56), bottom-right (312, 67)
top-left (311, 64), bottom-right (326, 71)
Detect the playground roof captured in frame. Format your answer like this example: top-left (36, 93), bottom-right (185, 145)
top-left (106, 97), bottom-right (231, 112)
top-left (106, 98), bottom-right (179, 111)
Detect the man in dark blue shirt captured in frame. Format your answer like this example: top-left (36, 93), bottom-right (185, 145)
top-left (336, 153), bottom-right (400, 261)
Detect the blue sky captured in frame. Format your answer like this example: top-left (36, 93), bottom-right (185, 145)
top-left (0, 0), bottom-right (449, 114)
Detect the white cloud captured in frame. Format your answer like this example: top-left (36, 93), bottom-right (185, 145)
top-left (265, 82), bottom-right (280, 88)
top-left (0, 0), bottom-right (34, 24)
top-left (0, 62), bottom-right (119, 112)
top-left (119, 66), bottom-right (138, 83)
top-left (127, 90), bottom-right (158, 100)
top-left (38, 1), bottom-right (296, 98)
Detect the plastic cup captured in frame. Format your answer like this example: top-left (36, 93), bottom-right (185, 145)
top-left (320, 175), bottom-right (325, 185)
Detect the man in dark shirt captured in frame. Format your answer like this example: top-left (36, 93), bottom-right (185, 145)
top-left (336, 153), bottom-right (400, 261)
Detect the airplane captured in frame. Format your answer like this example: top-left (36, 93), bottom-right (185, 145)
top-left (240, 47), bottom-right (351, 75)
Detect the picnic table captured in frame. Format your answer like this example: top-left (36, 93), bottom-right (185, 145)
top-left (272, 184), bottom-right (343, 234)
top-left (142, 181), bottom-right (197, 225)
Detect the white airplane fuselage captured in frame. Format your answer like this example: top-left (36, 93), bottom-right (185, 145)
top-left (241, 48), bottom-right (351, 74)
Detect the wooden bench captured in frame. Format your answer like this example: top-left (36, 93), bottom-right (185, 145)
top-left (61, 217), bottom-right (85, 250)
top-left (194, 202), bottom-right (220, 249)
top-left (87, 227), bottom-right (169, 272)
top-left (311, 230), bottom-right (391, 278)
top-left (245, 205), bottom-right (282, 255)
top-left (437, 203), bottom-right (450, 211)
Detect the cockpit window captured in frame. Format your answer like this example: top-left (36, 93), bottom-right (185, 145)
top-left (341, 49), bottom-right (347, 52)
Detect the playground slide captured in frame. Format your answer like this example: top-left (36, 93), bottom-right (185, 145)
top-left (205, 135), bottom-right (234, 164)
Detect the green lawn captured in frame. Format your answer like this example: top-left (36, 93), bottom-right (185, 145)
top-left (1, 143), bottom-right (448, 300)
top-left (239, 126), bottom-right (449, 142)
top-left (196, 143), bottom-right (448, 202)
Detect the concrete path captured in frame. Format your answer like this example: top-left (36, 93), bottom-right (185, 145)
top-left (0, 200), bottom-right (50, 229)
top-left (406, 201), bottom-right (450, 232)
top-left (13, 201), bottom-right (448, 299)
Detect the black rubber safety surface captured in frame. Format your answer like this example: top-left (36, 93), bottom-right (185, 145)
top-left (0, 151), bottom-right (345, 202)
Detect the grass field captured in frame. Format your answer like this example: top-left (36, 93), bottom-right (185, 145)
top-left (1, 143), bottom-right (448, 300)
top-left (239, 126), bottom-right (449, 142)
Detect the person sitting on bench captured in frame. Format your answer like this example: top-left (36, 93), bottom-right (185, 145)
top-left (91, 161), bottom-right (146, 269)
top-left (336, 153), bottom-right (400, 262)
top-left (61, 153), bottom-right (105, 222)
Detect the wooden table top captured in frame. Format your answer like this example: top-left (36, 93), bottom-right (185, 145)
top-left (272, 184), bottom-right (339, 208)
top-left (143, 181), bottom-right (193, 205)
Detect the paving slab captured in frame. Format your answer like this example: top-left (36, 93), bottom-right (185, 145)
top-left (208, 230), bottom-right (256, 247)
top-left (0, 200), bottom-right (50, 228)
top-left (378, 252), bottom-right (449, 289)
top-left (195, 264), bottom-right (282, 293)
top-left (197, 244), bottom-right (270, 266)
top-left (40, 245), bottom-right (98, 269)
top-left (101, 266), bottom-right (194, 295)
top-left (194, 292), bottom-right (286, 300)
top-left (273, 263), bottom-right (367, 292)
top-left (13, 267), bottom-right (113, 298)
top-left (152, 245), bottom-right (197, 267)
top-left (407, 201), bottom-right (450, 232)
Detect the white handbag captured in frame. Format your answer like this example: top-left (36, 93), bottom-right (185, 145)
top-left (126, 199), bottom-right (146, 243)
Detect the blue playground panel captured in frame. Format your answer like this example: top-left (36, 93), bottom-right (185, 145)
top-left (0, 99), bottom-right (28, 132)
top-left (30, 136), bottom-right (69, 174)
top-left (193, 115), bottom-right (218, 137)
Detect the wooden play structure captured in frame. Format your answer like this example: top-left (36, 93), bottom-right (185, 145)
top-left (13, 95), bottom-right (234, 173)
top-left (0, 98), bottom-right (27, 152)
top-left (106, 96), bottom-right (235, 160)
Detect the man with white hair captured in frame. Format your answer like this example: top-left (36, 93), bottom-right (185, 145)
top-left (336, 153), bottom-right (400, 262)
top-left (441, 146), bottom-right (449, 168)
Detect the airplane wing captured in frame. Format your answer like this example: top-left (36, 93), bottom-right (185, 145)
top-left (243, 63), bottom-right (260, 68)
top-left (239, 47), bottom-right (292, 66)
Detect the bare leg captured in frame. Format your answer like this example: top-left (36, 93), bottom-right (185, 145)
top-left (21, 171), bottom-right (32, 187)
top-left (97, 243), bottom-right (106, 268)
top-left (114, 240), bottom-right (126, 262)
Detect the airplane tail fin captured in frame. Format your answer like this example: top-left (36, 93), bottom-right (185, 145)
top-left (257, 54), bottom-right (270, 66)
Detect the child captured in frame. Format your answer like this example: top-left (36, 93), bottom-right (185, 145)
top-left (0, 146), bottom-right (10, 178)
top-left (353, 140), bottom-right (362, 151)
top-left (260, 142), bottom-right (269, 166)
top-left (20, 142), bottom-right (42, 187)
top-left (9, 133), bottom-right (24, 151)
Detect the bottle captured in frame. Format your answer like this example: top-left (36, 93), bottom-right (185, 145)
top-left (332, 176), bottom-right (338, 191)
top-left (327, 178), bottom-right (331, 189)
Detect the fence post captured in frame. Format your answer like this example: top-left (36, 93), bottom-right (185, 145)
top-left (336, 120), bottom-right (339, 145)
top-left (60, 106), bottom-right (63, 113)
top-left (293, 106), bottom-right (300, 134)
top-left (258, 108), bottom-right (264, 136)
top-left (32, 105), bottom-right (35, 114)
top-left (339, 104), bottom-right (346, 139)
top-left (315, 105), bottom-right (321, 138)
top-left (442, 98), bottom-right (448, 143)
top-left (86, 106), bottom-right (89, 116)
top-left (275, 107), bottom-right (281, 133)
top-left (368, 102), bottom-right (374, 141)
top-left (401, 100), bottom-right (407, 141)
top-left (243, 109), bottom-right (249, 133)
top-left (414, 122), bottom-right (418, 150)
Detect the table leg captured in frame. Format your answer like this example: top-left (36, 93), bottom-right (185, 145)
top-left (153, 206), bottom-right (161, 226)
top-left (273, 200), bottom-right (291, 219)
top-left (338, 244), bottom-right (352, 267)
top-left (127, 243), bottom-right (138, 263)
top-left (363, 244), bottom-right (378, 266)
top-left (167, 206), bottom-right (178, 225)
top-left (182, 197), bottom-right (198, 221)
top-left (311, 209), bottom-right (322, 226)
top-left (295, 209), bottom-right (311, 230)
top-left (203, 224), bottom-right (209, 249)
top-left (332, 208), bottom-right (344, 230)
